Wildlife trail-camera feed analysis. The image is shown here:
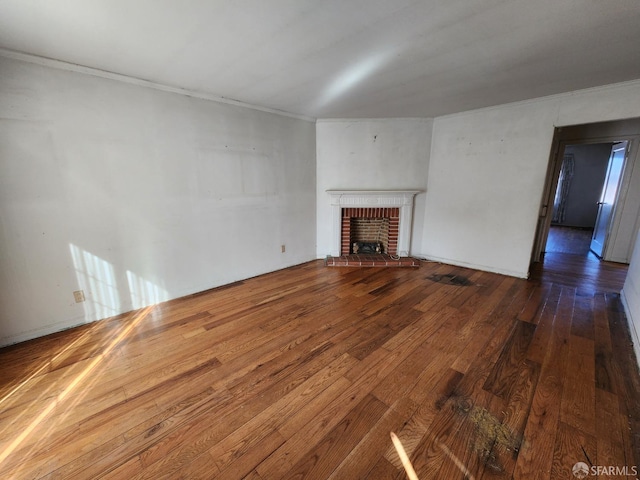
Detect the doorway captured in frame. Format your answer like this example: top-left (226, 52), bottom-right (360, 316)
top-left (531, 118), bottom-right (640, 268)
top-left (547, 142), bottom-right (622, 257)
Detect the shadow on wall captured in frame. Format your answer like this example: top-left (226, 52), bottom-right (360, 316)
top-left (69, 243), bottom-right (169, 322)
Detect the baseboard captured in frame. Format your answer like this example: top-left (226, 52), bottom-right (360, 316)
top-left (1, 257), bottom-right (319, 349)
top-left (1, 317), bottom-right (89, 348)
top-left (414, 254), bottom-right (529, 279)
top-left (621, 289), bottom-right (640, 370)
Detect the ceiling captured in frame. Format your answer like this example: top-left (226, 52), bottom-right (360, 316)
top-left (1, 0), bottom-right (640, 119)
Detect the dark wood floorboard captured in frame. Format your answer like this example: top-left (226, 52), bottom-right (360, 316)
top-left (530, 251), bottom-right (628, 295)
top-left (546, 225), bottom-right (593, 255)
top-left (0, 258), bottom-right (638, 479)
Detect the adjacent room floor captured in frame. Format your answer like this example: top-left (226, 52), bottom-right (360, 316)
top-left (532, 225), bottom-right (629, 293)
top-left (545, 225), bottom-right (594, 255)
top-left (0, 253), bottom-right (638, 479)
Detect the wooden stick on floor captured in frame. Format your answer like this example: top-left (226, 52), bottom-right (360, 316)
top-left (390, 432), bottom-right (419, 480)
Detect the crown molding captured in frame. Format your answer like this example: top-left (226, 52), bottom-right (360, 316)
top-left (0, 48), bottom-right (316, 122)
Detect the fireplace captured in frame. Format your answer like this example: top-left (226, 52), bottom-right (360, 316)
top-left (327, 190), bottom-right (420, 258)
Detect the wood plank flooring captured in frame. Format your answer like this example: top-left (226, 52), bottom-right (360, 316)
top-left (546, 226), bottom-right (593, 256)
top-left (530, 251), bottom-right (628, 294)
top-left (0, 258), bottom-right (639, 479)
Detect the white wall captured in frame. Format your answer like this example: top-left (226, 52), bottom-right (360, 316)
top-left (316, 119), bottom-right (432, 258)
top-left (420, 80), bottom-right (640, 277)
top-left (622, 231), bottom-right (640, 368)
top-left (0, 56), bottom-right (316, 346)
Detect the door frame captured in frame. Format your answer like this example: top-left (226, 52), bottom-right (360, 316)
top-left (531, 118), bottom-right (640, 265)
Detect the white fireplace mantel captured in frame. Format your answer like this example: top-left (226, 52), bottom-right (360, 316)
top-left (327, 190), bottom-right (421, 257)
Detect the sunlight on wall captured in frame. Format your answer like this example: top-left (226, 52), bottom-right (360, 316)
top-left (69, 244), bottom-right (121, 321)
top-left (126, 270), bottom-right (169, 310)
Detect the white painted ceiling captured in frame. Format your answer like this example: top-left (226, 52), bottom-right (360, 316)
top-left (1, 0), bottom-right (640, 118)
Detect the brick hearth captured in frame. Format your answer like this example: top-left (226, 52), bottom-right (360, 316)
top-left (325, 254), bottom-right (420, 267)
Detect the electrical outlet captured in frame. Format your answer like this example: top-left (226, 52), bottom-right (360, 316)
top-left (73, 290), bottom-right (85, 303)
top-left (281, 244), bottom-right (286, 253)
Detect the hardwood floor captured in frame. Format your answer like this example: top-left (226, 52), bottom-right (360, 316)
top-left (530, 251), bottom-right (628, 294)
top-left (1, 259), bottom-right (639, 479)
top-left (546, 226), bottom-right (593, 255)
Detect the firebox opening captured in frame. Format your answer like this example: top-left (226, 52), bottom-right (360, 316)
top-left (353, 241), bottom-right (382, 254)
top-left (340, 207), bottom-right (400, 257)
top-left (350, 217), bottom-right (390, 254)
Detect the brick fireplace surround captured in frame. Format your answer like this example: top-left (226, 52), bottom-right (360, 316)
top-left (341, 208), bottom-right (399, 256)
top-left (326, 190), bottom-right (421, 267)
